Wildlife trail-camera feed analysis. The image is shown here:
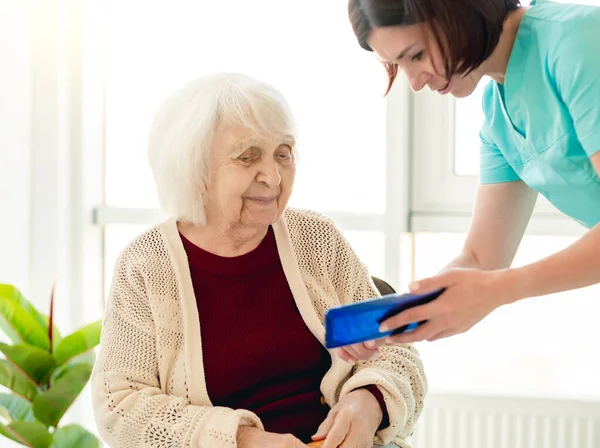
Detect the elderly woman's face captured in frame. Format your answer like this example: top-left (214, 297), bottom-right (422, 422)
top-left (204, 122), bottom-right (295, 230)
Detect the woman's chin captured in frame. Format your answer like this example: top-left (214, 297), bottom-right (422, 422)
top-left (451, 88), bottom-right (472, 99)
top-left (450, 79), bottom-right (480, 99)
top-left (242, 210), bottom-right (283, 229)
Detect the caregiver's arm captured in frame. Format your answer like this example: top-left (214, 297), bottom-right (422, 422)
top-left (379, 180), bottom-right (537, 342)
top-left (381, 159), bottom-right (599, 343)
top-left (442, 180), bottom-right (537, 272)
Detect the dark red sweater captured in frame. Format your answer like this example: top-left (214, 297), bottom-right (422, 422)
top-left (181, 227), bottom-right (388, 443)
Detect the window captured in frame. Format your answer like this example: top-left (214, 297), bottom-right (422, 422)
top-left (453, 83), bottom-right (485, 176)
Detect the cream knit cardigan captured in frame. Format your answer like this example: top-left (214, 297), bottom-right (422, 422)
top-left (91, 208), bottom-right (427, 448)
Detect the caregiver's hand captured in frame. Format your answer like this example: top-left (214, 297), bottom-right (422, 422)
top-left (380, 268), bottom-right (515, 343)
top-left (237, 426), bottom-right (306, 448)
top-left (311, 389), bottom-right (382, 448)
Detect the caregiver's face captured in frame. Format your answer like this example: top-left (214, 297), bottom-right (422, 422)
top-left (368, 24), bottom-right (480, 98)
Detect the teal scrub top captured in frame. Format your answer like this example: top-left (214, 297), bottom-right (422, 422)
top-left (479, 0), bottom-right (600, 229)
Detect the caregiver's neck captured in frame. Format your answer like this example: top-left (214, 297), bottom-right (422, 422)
top-left (477, 6), bottom-right (529, 85)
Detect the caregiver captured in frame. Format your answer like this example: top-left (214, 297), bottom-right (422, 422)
top-left (344, 0), bottom-right (600, 350)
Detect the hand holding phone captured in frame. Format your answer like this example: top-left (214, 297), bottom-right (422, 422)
top-left (324, 288), bottom-right (445, 349)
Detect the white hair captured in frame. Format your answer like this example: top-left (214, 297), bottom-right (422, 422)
top-left (147, 73), bottom-right (297, 226)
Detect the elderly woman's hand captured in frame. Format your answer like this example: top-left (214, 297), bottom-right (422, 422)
top-left (333, 339), bottom-right (385, 363)
top-left (311, 389), bottom-right (382, 448)
top-left (237, 426), bottom-right (306, 448)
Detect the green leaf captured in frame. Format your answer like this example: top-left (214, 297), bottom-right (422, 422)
top-left (0, 285), bottom-right (62, 353)
top-left (50, 424), bottom-right (98, 448)
top-left (49, 329), bottom-right (63, 356)
top-left (32, 364), bottom-right (92, 428)
top-left (46, 286), bottom-right (62, 355)
top-left (0, 286), bottom-right (48, 335)
top-left (0, 394), bottom-right (34, 422)
top-left (0, 405), bottom-right (12, 424)
top-left (0, 421), bottom-right (52, 448)
top-left (0, 360), bottom-right (38, 401)
top-left (0, 298), bottom-right (50, 351)
top-left (51, 353), bottom-right (95, 384)
top-left (0, 343), bottom-right (56, 385)
top-left (54, 321), bottom-right (101, 367)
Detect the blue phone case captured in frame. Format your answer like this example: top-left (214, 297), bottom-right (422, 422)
top-left (324, 288), bottom-right (445, 349)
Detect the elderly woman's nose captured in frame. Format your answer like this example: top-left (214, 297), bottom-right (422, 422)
top-left (257, 160), bottom-right (282, 187)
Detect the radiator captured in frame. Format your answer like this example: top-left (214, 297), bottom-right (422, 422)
top-left (409, 393), bottom-right (600, 448)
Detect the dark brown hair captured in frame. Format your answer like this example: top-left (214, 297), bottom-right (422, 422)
top-left (348, 0), bottom-right (521, 95)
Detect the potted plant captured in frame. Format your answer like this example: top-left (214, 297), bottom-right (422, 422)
top-left (0, 284), bottom-right (101, 448)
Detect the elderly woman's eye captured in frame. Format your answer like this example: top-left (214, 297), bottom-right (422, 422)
top-left (238, 148), bottom-right (259, 163)
top-left (278, 144), bottom-right (292, 154)
top-left (276, 145), bottom-right (293, 163)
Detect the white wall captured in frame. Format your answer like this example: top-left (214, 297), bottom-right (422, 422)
top-left (0, 2), bottom-right (31, 447)
top-left (0, 1), bottom-right (32, 297)
top-left (1, 5), bottom-right (34, 446)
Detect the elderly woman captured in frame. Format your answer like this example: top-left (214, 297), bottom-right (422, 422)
top-left (91, 73), bottom-right (426, 448)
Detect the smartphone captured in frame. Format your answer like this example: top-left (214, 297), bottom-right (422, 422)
top-left (324, 288), bottom-right (445, 349)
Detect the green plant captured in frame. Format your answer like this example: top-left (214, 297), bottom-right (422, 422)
top-left (0, 284), bottom-right (102, 448)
